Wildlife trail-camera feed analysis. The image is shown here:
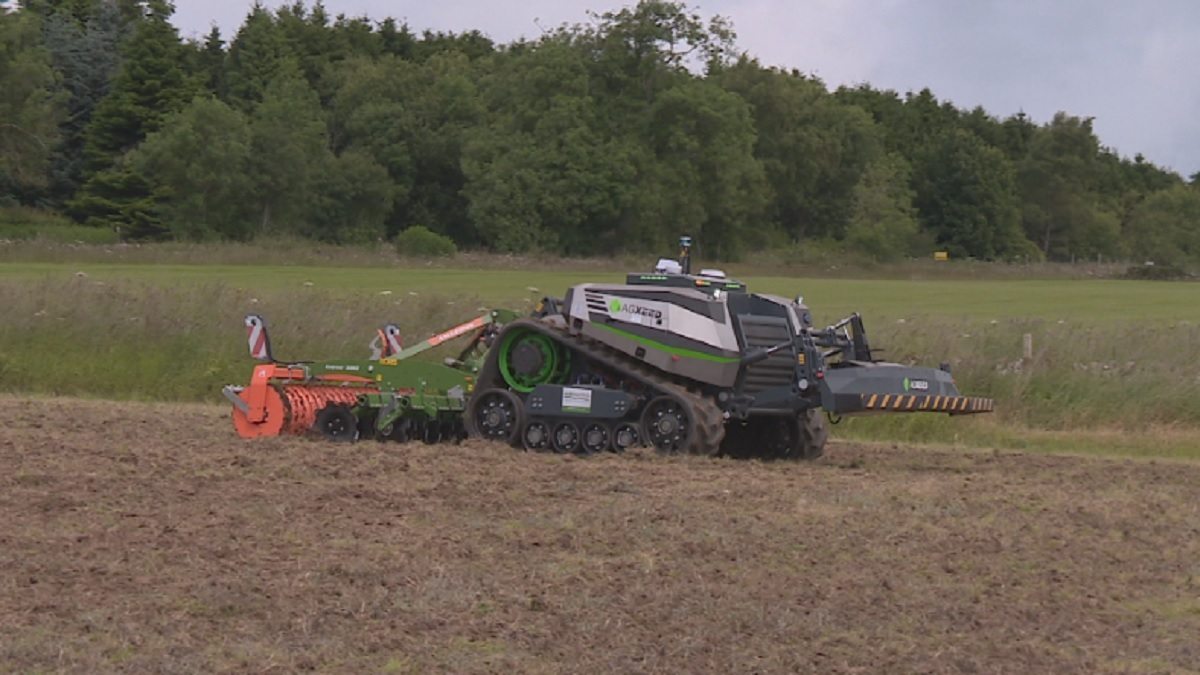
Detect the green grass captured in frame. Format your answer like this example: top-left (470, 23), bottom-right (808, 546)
top-left (1, 258), bottom-right (1198, 459)
top-left (2, 262), bottom-right (1197, 323)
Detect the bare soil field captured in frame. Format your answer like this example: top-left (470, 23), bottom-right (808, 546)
top-left (1, 397), bottom-right (1197, 674)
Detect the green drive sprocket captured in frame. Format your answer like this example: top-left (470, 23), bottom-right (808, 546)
top-left (497, 328), bottom-right (569, 392)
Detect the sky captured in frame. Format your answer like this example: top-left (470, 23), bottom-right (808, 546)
top-left (172, 0), bottom-right (1200, 178)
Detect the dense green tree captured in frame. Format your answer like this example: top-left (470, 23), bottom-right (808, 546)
top-left (588, 0), bottom-right (735, 91)
top-left (463, 38), bottom-right (636, 253)
top-left (0, 8), bottom-right (65, 202)
top-left (844, 154), bottom-right (922, 261)
top-left (638, 79), bottom-right (766, 259)
top-left (378, 18), bottom-right (415, 59)
top-left (3, 0), bottom-right (1194, 261)
top-left (20, 0), bottom-right (98, 26)
top-left (1123, 185), bottom-right (1200, 266)
top-left (193, 27), bottom-right (226, 96)
top-left (413, 29), bottom-right (493, 62)
top-left (247, 65), bottom-right (330, 235)
top-left (913, 129), bottom-right (1027, 259)
top-left (398, 52), bottom-right (487, 243)
top-left (1016, 113), bottom-right (1120, 259)
top-left (225, 4), bottom-right (290, 109)
top-left (717, 60), bottom-right (881, 241)
top-left (309, 148), bottom-right (395, 243)
top-left (39, 0), bottom-right (123, 203)
top-left (326, 56), bottom-right (415, 220)
top-left (69, 0), bottom-right (196, 235)
top-left (464, 95), bottom-right (637, 254)
top-left (835, 85), bottom-right (960, 160)
top-left (129, 96), bottom-right (253, 239)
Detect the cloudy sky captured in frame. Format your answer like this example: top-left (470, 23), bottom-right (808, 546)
top-left (173, 0), bottom-right (1200, 178)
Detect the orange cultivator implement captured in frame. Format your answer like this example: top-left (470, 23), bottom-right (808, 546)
top-left (224, 310), bottom-right (517, 441)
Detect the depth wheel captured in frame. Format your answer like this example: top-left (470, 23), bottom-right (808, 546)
top-left (470, 389), bottom-right (523, 444)
top-left (313, 404), bottom-right (358, 442)
top-left (551, 422), bottom-right (581, 453)
top-left (580, 423), bottom-right (610, 454)
top-left (384, 419), bottom-right (412, 443)
top-left (612, 422), bottom-right (641, 452)
top-left (522, 420), bottom-right (550, 451)
top-left (423, 421), bottom-right (442, 444)
top-left (641, 396), bottom-right (690, 454)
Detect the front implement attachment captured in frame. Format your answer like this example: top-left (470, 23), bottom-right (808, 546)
top-left (810, 314), bottom-right (994, 418)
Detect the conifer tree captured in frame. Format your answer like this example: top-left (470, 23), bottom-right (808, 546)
top-left (70, 0), bottom-right (196, 236)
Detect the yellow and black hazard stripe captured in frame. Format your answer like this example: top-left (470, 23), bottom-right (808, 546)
top-left (860, 393), bottom-right (994, 414)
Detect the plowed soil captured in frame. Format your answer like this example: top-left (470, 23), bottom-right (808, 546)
top-left (1, 397), bottom-right (1198, 674)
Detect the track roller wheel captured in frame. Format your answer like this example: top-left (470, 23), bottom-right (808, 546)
top-left (522, 420), bottom-right (550, 451)
top-left (470, 389), bottom-right (523, 444)
top-left (551, 421), bottom-right (581, 453)
top-left (641, 396), bottom-right (690, 454)
top-left (313, 404), bottom-right (358, 442)
top-left (580, 423), bottom-right (610, 454)
top-left (612, 422), bottom-right (641, 452)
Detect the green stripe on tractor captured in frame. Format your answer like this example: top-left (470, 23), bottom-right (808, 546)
top-left (593, 322), bottom-right (740, 364)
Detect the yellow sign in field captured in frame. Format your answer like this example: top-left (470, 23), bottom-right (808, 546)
top-left (933, 251), bottom-right (949, 261)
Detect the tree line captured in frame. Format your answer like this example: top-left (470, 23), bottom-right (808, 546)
top-left (2, 0), bottom-right (1199, 263)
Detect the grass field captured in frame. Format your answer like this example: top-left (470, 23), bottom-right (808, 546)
top-left (3, 261), bottom-right (1197, 323)
top-left (1, 252), bottom-right (1198, 458)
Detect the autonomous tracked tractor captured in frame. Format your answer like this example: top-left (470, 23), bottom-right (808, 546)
top-left (467, 237), bottom-right (992, 458)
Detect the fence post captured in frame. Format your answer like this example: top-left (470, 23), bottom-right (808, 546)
top-left (1023, 333), bottom-right (1033, 361)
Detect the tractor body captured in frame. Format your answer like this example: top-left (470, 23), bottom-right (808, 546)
top-left (467, 238), bottom-right (991, 458)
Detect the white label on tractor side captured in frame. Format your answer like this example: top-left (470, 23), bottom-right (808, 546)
top-left (562, 387), bottom-right (592, 413)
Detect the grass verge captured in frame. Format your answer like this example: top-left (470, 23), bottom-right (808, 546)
top-left (0, 273), bottom-right (1197, 459)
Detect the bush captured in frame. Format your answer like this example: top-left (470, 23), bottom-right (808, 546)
top-left (0, 207), bottom-right (119, 244)
top-left (1122, 263), bottom-right (1193, 281)
top-left (394, 226), bottom-right (457, 257)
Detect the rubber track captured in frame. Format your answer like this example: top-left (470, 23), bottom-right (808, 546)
top-left (476, 318), bottom-right (726, 455)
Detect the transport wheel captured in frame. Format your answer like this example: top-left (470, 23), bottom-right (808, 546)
top-left (612, 422), bottom-right (641, 452)
top-left (580, 423), bottom-right (610, 455)
top-left (470, 389), bottom-right (523, 444)
top-left (522, 420), bottom-right (550, 451)
top-left (641, 396), bottom-right (690, 454)
top-left (551, 422), bottom-right (581, 453)
top-left (313, 404), bottom-right (358, 442)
